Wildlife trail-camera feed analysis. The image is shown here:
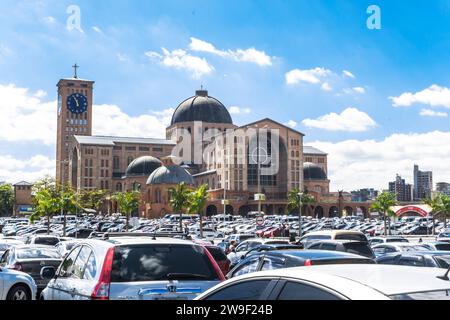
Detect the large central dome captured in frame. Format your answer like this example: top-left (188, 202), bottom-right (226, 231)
top-left (171, 89), bottom-right (233, 125)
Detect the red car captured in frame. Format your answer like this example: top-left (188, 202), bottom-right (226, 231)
top-left (192, 240), bottom-right (231, 276)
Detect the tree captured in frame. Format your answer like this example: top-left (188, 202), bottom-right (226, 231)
top-left (79, 189), bottom-right (107, 214)
top-left (59, 185), bottom-right (81, 237)
top-left (169, 182), bottom-right (192, 232)
top-left (287, 188), bottom-right (316, 238)
top-left (187, 184), bottom-right (209, 238)
top-left (425, 193), bottom-right (450, 233)
top-left (371, 192), bottom-right (397, 236)
top-left (112, 191), bottom-right (141, 232)
top-left (0, 184), bottom-right (14, 217)
top-left (31, 188), bottom-right (60, 234)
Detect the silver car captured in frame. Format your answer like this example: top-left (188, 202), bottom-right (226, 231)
top-left (0, 266), bottom-right (37, 300)
top-left (40, 236), bottom-right (224, 300)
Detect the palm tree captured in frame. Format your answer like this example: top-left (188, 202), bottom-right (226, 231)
top-left (425, 193), bottom-right (450, 233)
top-left (371, 192), bottom-right (397, 236)
top-left (169, 182), bottom-right (191, 232)
top-left (188, 184), bottom-right (209, 238)
top-left (287, 188), bottom-right (316, 238)
top-left (112, 191), bottom-right (141, 232)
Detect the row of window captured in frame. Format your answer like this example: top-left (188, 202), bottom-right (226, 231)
top-left (305, 156), bottom-right (325, 164)
top-left (290, 138), bottom-right (300, 146)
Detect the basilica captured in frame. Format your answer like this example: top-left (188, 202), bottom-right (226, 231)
top-left (56, 71), bottom-right (370, 218)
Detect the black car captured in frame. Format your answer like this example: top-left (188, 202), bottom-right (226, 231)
top-left (306, 240), bottom-right (375, 259)
top-left (227, 249), bottom-right (375, 278)
top-left (376, 251), bottom-right (450, 269)
top-left (0, 245), bottom-right (62, 291)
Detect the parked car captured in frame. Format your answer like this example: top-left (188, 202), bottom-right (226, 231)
top-left (438, 228), bottom-right (450, 239)
top-left (298, 230), bottom-right (368, 248)
top-left (227, 249), bottom-right (375, 278)
top-left (0, 245), bottom-right (62, 292)
top-left (195, 264), bottom-right (450, 300)
top-left (40, 236), bottom-right (225, 300)
top-left (227, 239), bottom-right (290, 268)
top-left (0, 265), bottom-right (37, 300)
top-left (421, 242), bottom-right (450, 251)
top-left (376, 251), bottom-right (450, 269)
top-left (369, 236), bottom-right (409, 246)
top-left (25, 235), bottom-right (61, 246)
top-left (306, 240), bottom-right (375, 259)
top-left (0, 239), bottom-right (24, 256)
top-left (372, 243), bottom-right (432, 257)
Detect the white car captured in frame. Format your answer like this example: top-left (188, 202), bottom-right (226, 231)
top-left (0, 266), bottom-right (37, 300)
top-left (227, 238), bottom-right (289, 267)
top-left (195, 264), bottom-right (450, 300)
top-left (372, 242), bottom-right (431, 257)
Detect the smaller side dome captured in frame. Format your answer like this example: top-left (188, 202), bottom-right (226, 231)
top-left (125, 156), bottom-right (162, 177)
top-left (303, 162), bottom-right (328, 180)
top-left (146, 165), bottom-right (194, 185)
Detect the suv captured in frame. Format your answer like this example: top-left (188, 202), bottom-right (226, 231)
top-left (298, 230), bottom-right (368, 247)
top-left (306, 240), bottom-right (375, 259)
top-left (40, 236), bottom-right (224, 300)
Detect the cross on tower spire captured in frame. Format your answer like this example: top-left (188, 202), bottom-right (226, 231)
top-left (72, 63), bottom-right (79, 79)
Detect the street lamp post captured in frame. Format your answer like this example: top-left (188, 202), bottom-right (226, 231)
top-left (298, 192), bottom-right (303, 239)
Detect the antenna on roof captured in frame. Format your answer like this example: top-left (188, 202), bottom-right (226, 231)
top-left (437, 266), bottom-right (450, 281)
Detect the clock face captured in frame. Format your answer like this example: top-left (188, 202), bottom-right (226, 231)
top-left (67, 93), bottom-right (88, 114)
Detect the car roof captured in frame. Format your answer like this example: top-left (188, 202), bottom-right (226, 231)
top-left (81, 236), bottom-right (198, 247)
top-left (267, 250), bottom-right (372, 260)
top-left (373, 242), bottom-right (426, 247)
top-left (227, 264), bottom-right (450, 297)
top-left (304, 230), bottom-right (364, 236)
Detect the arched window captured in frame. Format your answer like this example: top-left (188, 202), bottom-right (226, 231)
top-left (127, 156), bottom-right (134, 165)
top-left (291, 151), bottom-right (295, 157)
top-left (296, 151), bottom-right (300, 158)
top-left (116, 183), bottom-right (122, 192)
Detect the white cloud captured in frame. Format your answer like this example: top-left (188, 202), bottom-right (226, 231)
top-left (229, 106), bottom-right (251, 115)
top-left (285, 67), bottom-right (332, 85)
top-left (285, 120), bottom-right (298, 128)
top-left (0, 154), bottom-right (54, 184)
top-left (189, 37), bottom-right (272, 66)
top-left (302, 107), bottom-right (377, 132)
top-left (419, 108), bottom-right (448, 117)
top-left (311, 131), bottom-right (450, 191)
top-left (390, 84), bottom-right (450, 108)
top-left (0, 83), bottom-right (171, 146)
top-left (342, 70), bottom-right (355, 79)
top-left (145, 48), bottom-right (214, 79)
top-left (92, 26), bottom-right (103, 34)
top-left (343, 86), bottom-right (366, 94)
top-left (321, 82), bottom-right (332, 91)
top-left (117, 53), bottom-right (129, 62)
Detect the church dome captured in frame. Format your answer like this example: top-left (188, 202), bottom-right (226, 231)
top-left (170, 89), bottom-right (233, 125)
top-left (125, 156), bottom-right (162, 177)
top-left (303, 162), bottom-right (328, 180)
top-left (146, 165), bottom-right (195, 185)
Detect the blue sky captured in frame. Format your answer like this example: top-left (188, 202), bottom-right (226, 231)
top-left (1, 0), bottom-right (450, 190)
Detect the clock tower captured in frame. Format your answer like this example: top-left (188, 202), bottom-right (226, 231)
top-left (56, 64), bottom-right (94, 185)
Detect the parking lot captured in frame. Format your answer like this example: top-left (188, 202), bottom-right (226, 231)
top-left (1, 213), bottom-right (450, 300)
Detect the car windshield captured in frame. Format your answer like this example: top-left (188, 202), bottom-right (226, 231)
top-left (34, 237), bottom-right (59, 246)
top-left (400, 245), bottom-right (430, 252)
top-left (206, 246), bottom-right (227, 262)
top-left (434, 256), bottom-right (450, 269)
top-left (390, 290), bottom-right (450, 300)
top-left (335, 234), bottom-right (367, 241)
top-left (343, 243), bottom-right (373, 257)
top-left (16, 248), bottom-right (61, 259)
top-left (435, 244), bottom-right (450, 251)
top-left (111, 244), bottom-right (219, 282)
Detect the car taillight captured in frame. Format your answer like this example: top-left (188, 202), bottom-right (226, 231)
top-left (304, 259), bottom-right (312, 267)
top-left (11, 263), bottom-right (23, 271)
top-left (203, 247), bottom-right (226, 281)
top-left (91, 246), bottom-right (114, 300)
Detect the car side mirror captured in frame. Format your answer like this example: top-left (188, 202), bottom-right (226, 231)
top-left (40, 266), bottom-right (56, 280)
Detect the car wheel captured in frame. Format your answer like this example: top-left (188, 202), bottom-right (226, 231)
top-left (6, 285), bottom-right (31, 300)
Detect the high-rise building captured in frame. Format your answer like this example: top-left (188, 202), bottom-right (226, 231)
top-left (389, 174), bottom-right (413, 202)
top-left (56, 65), bottom-right (94, 185)
top-left (351, 188), bottom-right (378, 202)
top-left (413, 165), bottom-right (433, 200)
top-left (436, 182), bottom-right (450, 197)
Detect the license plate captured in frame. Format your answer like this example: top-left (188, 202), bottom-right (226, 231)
top-left (153, 295), bottom-right (188, 300)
